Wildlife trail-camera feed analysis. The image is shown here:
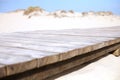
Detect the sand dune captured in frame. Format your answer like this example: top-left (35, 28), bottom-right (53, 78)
top-left (0, 9), bottom-right (120, 33)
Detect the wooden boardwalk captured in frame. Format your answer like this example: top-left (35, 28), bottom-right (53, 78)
top-left (0, 26), bottom-right (120, 80)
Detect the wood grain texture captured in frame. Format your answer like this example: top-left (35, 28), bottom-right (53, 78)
top-left (113, 48), bottom-right (120, 57)
top-left (0, 64), bottom-right (6, 78)
top-left (7, 42), bottom-right (120, 80)
top-left (0, 53), bottom-right (37, 77)
top-left (0, 26), bottom-right (120, 78)
top-left (6, 59), bottom-right (37, 76)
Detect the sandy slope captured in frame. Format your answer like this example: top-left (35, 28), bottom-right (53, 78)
top-left (0, 11), bottom-right (120, 80)
top-left (56, 55), bottom-right (120, 80)
top-left (0, 11), bottom-right (120, 33)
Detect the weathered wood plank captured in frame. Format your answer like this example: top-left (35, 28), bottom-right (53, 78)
top-left (7, 41), bottom-right (119, 76)
top-left (0, 38), bottom-right (80, 48)
top-left (0, 26), bottom-right (119, 79)
top-left (113, 48), bottom-right (120, 57)
top-left (6, 59), bottom-right (37, 76)
top-left (31, 31), bottom-right (120, 38)
top-left (0, 41), bottom-right (119, 77)
top-left (0, 64), bottom-right (6, 78)
top-left (6, 26), bottom-right (119, 38)
top-left (0, 46), bottom-right (56, 58)
top-left (0, 41), bottom-right (72, 53)
top-left (38, 54), bottom-right (59, 67)
top-left (10, 42), bottom-right (120, 80)
top-left (0, 53), bottom-right (37, 76)
top-left (0, 36), bottom-right (119, 70)
top-left (0, 37), bottom-right (119, 63)
top-left (38, 49), bottom-right (79, 67)
top-left (0, 34), bottom-right (119, 54)
top-left (0, 30), bottom-right (119, 48)
top-left (0, 46), bottom-right (60, 68)
top-left (0, 33), bottom-right (116, 42)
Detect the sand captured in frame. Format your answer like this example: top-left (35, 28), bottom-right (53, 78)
top-left (0, 11), bottom-right (120, 33)
top-left (0, 11), bottom-right (120, 80)
top-left (56, 55), bottom-right (120, 80)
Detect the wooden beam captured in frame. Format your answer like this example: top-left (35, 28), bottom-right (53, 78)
top-left (0, 64), bottom-right (6, 78)
top-left (113, 48), bottom-right (120, 57)
top-left (1, 42), bottom-right (119, 80)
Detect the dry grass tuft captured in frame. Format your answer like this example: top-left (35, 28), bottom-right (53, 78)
top-left (24, 6), bottom-right (43, 15)
top-left (96, 11), bottom-right (113, 16)
top-left (69, 10), bottom-right (74, 14)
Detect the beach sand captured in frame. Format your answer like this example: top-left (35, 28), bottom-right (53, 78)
top-left (0, 11), bottom-right (120, 33)
top-left (56, 55), bottom-right (120, 80)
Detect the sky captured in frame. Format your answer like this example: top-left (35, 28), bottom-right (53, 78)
top-left (0, 0), bottom-right (120, 15)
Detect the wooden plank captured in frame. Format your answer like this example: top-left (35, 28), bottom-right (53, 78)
top-left (0, 37), bottom-right (119, 59)
top-left (0, 30), bottom-right (119, 47)
top-left (0, 46), bottom-right (60, 68)
top-left (6, 59), bottom-right (37, 76)
top-left (38, 54), bottom-right (59, 67)
top-left (35, 31), bottom-right (120, 38)
top-left (0, 64), bottom-right (6, 78)
top-left (0, 36), bottom-right (100, 52)
top-left (8, 42), bottom-right (120, 80)
top-left (59, 49), bottom-right (79, 61)
top-left (0, 44), bottom-right (69, 78)
top-left (1, 36), bottom-right (120, 51)
top-left (1, 26), bottom-right (120, 38)
top-left (35, 27), bottom-right (119, 38)
top-left (0, 46), bottom-right (56, 58)
top-left (7, 27), bottom-right (119, 38)
top-left (4, 51), bottom-right (106, 80)
top-left (0, 53), bottom-right (37, 76)
top-left (0, 39), bottom-right (119, 72)
top-left (38, 49), bottom-right (79, 67)
top-left (0, 34), bottom-right (119, 52)
top-left (0, 38), bottom-right (80, 48)
top-left (38, 41), bottom-right (120, 68)
top-left (1, 27), bottom-right (119, 37)
top-left (0, 26), bottom-right (119, 79)
top-left (113, 48), bottom-right (120, 57)
top-left (0, 37), bottom-right (119, 69)
top-left (0, 32), bottom-right (116, 42)
top-left (0, 41), bottom-right (72, 53)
